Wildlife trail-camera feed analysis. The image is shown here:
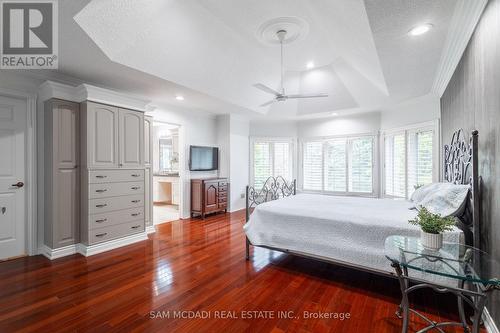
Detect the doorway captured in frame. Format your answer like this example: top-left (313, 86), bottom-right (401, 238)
top-left (152, 122), bottom-right (181, 224)
top-left (0, 95), bottom-right (27, 260)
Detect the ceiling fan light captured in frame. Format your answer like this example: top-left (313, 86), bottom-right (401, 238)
top-left (306, 61), bottom-right (315, 69)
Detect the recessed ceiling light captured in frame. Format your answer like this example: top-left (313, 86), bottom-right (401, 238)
top-left (175, 95), bottom-right (184, 101)
top-left (306, 61), bottom-right (315, 69)
top-left (331, 112), bottom-right (338, 116)
top-left (408, 24), bottom-right (433, 36)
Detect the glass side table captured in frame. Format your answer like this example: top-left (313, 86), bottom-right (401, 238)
top-left (385, 235), bottom-right (500, 333)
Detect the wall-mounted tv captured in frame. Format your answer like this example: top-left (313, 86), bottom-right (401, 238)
top-left (189, 146), bottom-right (219, 171)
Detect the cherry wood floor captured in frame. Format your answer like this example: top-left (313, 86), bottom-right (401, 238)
top-left (0, 210), bottom-right (482, 333)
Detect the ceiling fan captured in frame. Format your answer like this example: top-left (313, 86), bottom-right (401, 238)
top-left (254, 29), bottom-right (328, 107)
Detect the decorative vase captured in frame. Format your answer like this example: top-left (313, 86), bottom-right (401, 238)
top-left (420, 231), bottom-right (443, 250)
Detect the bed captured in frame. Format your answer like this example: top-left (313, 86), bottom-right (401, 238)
top-left (244, 129), bottom-right (481, 276)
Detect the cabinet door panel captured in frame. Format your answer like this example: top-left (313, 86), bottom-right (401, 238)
top-left (55, 168), bottom-right (79, 247)
top-left (87, 103), bottom-right (119, 168)
top-left (144, 116), bottom-right (153, 166)
top-left (54, 101), bottom-right (79, 169)
top-left (204, 183), bottom-right (218, 212)
top-left (145, 167), bottom-right (152, 226)
top-left (119, 109), bottom-right (144, 168)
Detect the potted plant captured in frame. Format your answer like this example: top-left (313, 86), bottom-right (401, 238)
top-left (408, 207), bottom-right (456, 250)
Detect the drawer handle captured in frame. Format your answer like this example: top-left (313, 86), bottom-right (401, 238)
top-left (95, 233), bottom-right (108, 237)
top-left (95, 189), bottom-right (107, 193)
top-left (96, 204), bottom-right (107, 208)
top-left (131, 174), bottom-right (141, 177)
top-left (131, 213), bottom-right (141, 217)
top-left (131, 225), bottom-right (141, 229)
top-left (131, 186), bottom-right (140, 190)
top-left (95, 175), bottom-right (107, 179)
top-left (95, 218), bottom-right (107, 223)
top-left (131, 199), bottom-right (141, 203)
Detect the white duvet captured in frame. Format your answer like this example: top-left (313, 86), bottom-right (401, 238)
top-left (244, 194), bottom-right (463, 273)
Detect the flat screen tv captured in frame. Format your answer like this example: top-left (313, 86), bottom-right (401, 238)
top-left (189, 146), bottom-right (218, 171)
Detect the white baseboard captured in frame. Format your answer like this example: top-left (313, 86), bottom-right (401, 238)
top-left (484, 308), bottom-right (499, 333)
top-left (76, 232), bottom-right (148, 257)
top-left (39, 244), bottom-right (77, 260)
top-left (146, 225), bottom-right (156, 234)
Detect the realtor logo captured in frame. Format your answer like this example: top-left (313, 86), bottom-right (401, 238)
top-left (1, 0), bottom-right (58, 69)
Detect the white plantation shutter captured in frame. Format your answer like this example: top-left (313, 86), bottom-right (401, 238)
top-left (325, 139), bottom-right (347, 192)
top-left (251, 139), bottom-right (293, 187)
top-left (274, 142), bottom-right (290, 180)
top-left (384, 133), bottom-right (406, 197)
top-left (384, 127), bottom-right (435, 198)
top-left (348, 138), bottom-right (373, 193)
top-left (303, 141), bottom-right (323, 191)
top-left (407, 130), bottom-right (433, 197)
top-left (302, 136), bottom-right (374, 194)
top-left (253, 142), bottom-right (272, 188)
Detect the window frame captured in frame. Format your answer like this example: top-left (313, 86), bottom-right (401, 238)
top-left (299, 133), bottom-right (379, 197)
top-left (249, 137), bottom-right (296, 187)
top-left (381, 120), bottom-right (440, 199)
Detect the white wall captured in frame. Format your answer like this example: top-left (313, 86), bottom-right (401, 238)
top-left (249, 120), bottom-right (298, 137)
top-left (380, 94), bottom-right (440, 129)
top-left (152, 107), bottom-right (218, 218)
top-left (298, 112), bottom-right (381, 137)
top-left (229, 116), bottom-right (249, 211)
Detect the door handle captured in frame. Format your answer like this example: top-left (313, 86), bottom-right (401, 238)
top-left (11, 182), bottom-right (24, 188)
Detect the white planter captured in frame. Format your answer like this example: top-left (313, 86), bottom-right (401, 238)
top-left (420, 231), bottom-right (443, 250)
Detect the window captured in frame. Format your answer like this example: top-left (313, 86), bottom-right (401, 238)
top-left (251, 139), bottom-right (294, 187)
top-left (384, 127), bottom-right (435, 198)
top-left (302, 136), bottom-right (375, 194)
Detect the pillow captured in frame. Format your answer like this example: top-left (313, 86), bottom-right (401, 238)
top-left (413, 182), bottom-right (470, 217)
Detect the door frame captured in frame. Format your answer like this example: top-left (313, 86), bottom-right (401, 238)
top-left (0, 87), bottom-right (37, 256)
top-left (151, 120), bottom-right (185, 219)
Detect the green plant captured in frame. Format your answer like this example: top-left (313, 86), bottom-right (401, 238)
top-left (408, 207), bottom-right (455, 234)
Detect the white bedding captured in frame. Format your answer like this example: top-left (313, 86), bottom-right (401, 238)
top-left (244, 194), bottom-right (463, 273)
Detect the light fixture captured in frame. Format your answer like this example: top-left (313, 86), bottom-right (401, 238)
top-left (408, 24), bottom-right (433, 36)
top-left (331, 112), bottom-right (338, 116)
top-left (175, 95), bottom-right (184, 101)
top-left (306, 61), bottom-right (315, 69)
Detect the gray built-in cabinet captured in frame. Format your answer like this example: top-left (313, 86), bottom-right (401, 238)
top-left (80, 101), bottom-right (146, 245)
top-left (43, 99), bottom-right (151, 251)
top-left (144, 116), bottom-right (153, 228)
top-left (43, 99), bottom-right (80, 249)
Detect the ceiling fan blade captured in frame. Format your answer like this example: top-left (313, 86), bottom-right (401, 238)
top-left (259, 99), bottom-right (276, 107)
top-left (253, 83), bottom-right (280, 96)
top-left (285, 93), bottom-right (329, 99)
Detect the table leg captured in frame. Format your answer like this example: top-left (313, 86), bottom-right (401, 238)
top-left (457, 280), bottom-right (468, 332)
top-left (392, 262), bottom-right (409, 333)
top-left (472, 294), bottom-right (486, 333)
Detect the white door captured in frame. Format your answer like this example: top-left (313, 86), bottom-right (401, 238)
top-left (0, 95), bottom-right (26, 260)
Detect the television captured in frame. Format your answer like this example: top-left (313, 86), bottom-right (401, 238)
top-left (189, 146), bottom-right (218, 171)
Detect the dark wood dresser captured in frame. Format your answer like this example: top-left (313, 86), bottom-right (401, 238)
top-left (191, 178), bottom-right (229, 218)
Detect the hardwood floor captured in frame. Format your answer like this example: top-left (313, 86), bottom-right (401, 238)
top-left (0, 210), bottom-right (482, 332)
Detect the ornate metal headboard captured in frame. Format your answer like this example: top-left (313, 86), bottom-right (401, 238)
top-left (245, 176), bottom-right (296, 222)
top-left (444, 129), bottom-right (480, 248)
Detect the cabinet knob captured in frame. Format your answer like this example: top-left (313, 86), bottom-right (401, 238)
top-left (131, 174), bottom-right (140, 177)
top-left (95, 218), bottom-right (107, 223)
top-left (96, 204), bottom-right (107, 208)
top-left (131, 186), bottom-right (140, 190)
top-left (95, 233), bottom-right (107, 237)
top-left (95, 189), bottom-right (107, 193)
top-left (96, 175), bottom-right (107, 179)
top-left (131, 200), bottom-right (141, 203)
top-left (131, 225), bottom-right (141, 229)
top-left (131, 213), bottom-right (141, 217)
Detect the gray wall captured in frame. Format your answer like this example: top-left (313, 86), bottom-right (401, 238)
top-left (441, 0), bottom-right (500, 326)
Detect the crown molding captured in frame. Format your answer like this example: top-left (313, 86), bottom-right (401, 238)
top-left (38, 81), bottom-right (152, 112)
top-left (431, 0), bottom-right (488, 97)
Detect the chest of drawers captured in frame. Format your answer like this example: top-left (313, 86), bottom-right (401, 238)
top-left (82, 169), bottom-right (145, 245)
